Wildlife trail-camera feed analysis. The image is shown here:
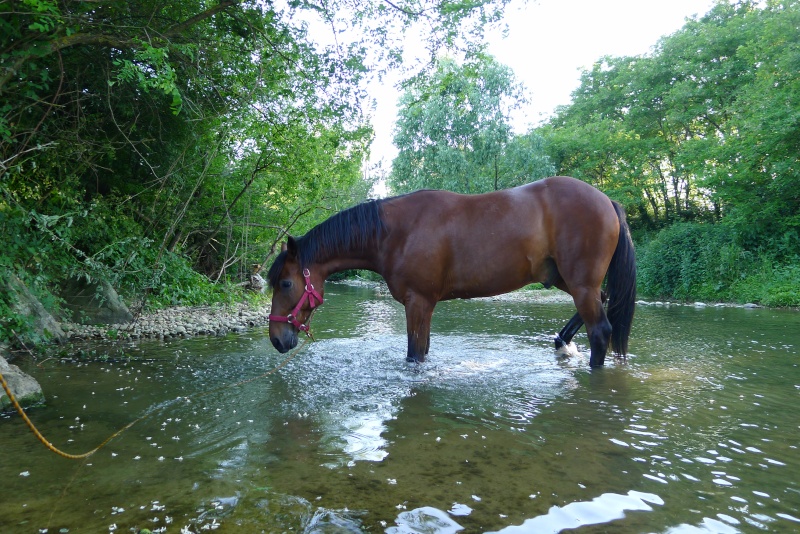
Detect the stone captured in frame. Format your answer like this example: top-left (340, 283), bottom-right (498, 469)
top-left (5, 276), bottom-right (66, 344)
top-left (59, 276), bottom-right (133, 325)
top-left (0, 352), bottom-right (45, 411)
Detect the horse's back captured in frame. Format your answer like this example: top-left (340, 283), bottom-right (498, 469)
top-left (416, 176), bottom-right (618, 242)
top-left (380, 177), bottom-right (620, 300)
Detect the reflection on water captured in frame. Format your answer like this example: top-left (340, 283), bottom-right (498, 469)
top-left (1, 283), bottom-right (799, 533)
top-left (488, 490), bottom-right (664, 533)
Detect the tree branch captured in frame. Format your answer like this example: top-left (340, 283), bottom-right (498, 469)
top-left (165, 1), bottom-right (241, 38)
top-left (1, 1), bottom-right (242, 94)
top-left (381, 0), bottom-right (424, 17)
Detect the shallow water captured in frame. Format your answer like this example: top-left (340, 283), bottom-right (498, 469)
top-left (2, 283), bottom-right (799, 533)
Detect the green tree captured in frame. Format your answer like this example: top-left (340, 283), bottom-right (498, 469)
top-left (389, 53), bottom-right (551, 194)
top-left (707, 0), bottom-right (800, 256)
top-left (542, 0), bottom-right (799, 238)
top-left (541, 0), bottom-right (800, 304)
top-left (0, 0), bottom-right (515, 331)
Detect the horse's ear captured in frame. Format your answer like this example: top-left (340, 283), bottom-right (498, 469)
top-left (286, 236), bottom-right (298, 258)
top-left (280, 241), bottom-right (288, 253)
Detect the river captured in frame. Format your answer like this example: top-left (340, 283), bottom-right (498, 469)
top-left (1, 283), bottom-right (799, 533)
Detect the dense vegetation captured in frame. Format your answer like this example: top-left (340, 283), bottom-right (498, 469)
top-left (539, 0), bottom-right (799, 306)
top-left (0, 0), bottom-right (509, 342)
top-left (1, 0), bottom-right (798, 344)
top-left (389, 53), bottom-right (555, 193)
top-left (389, 1), bottom-right (799, 307)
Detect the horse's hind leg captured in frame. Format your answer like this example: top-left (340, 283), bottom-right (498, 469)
top-left (572, 288), bottom-right (612, 368)
top-left (555, 291), bottom-right (607, 349)
top-left (553, 278), bottom-right (585, 350)
top-left (555, 312), bottom-right (583, 350)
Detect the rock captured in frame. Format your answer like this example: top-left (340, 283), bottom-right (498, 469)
top-left (0, 351), bottom-right (45, 411)
top-left (743, 303), bottom-right (760, 308)
top-left (59, 276), bottom-right (133, 325)
top-left (245, 267), bottom-right (266, 293)
top-left (5, 276), bottom-right (66, 344)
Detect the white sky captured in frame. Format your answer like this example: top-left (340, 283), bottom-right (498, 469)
top-left (366, 0), bottom-right (717, 168)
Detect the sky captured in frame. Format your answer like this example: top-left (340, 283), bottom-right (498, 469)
top-left (365, 0), bottom-right (718, 168)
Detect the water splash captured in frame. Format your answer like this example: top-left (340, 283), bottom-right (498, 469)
top-left (387, 506), bottom-right (465, 533)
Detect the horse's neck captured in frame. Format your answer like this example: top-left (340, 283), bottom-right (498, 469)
top-left (317, 250), bottom-right (381, 280)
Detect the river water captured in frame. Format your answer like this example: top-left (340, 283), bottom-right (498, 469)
top-left (2, 283), bottom-right (799, 533)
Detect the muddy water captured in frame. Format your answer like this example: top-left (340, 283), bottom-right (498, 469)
top-left (1, 283), bottom-right (799, 533)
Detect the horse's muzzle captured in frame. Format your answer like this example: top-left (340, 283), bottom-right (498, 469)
top-left (271, 333), bottom-right (297, 353)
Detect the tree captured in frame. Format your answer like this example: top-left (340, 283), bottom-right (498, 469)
top-left (707, 0), bottom-right (800, 256)
top-left (541, 0), bottom-right (800, 237)
top-left (0, 0), bottom-right (515, 324)
top-left (540, 0), bottom-right (800, 304)
top-left (389, 53), bottom-right (552, 194)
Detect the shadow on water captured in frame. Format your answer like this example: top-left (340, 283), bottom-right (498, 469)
top-left (1, 283), bottom-right (799, 533)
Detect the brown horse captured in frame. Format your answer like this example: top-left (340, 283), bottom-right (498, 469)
top-left (267, 176), bottom-right (636, 367)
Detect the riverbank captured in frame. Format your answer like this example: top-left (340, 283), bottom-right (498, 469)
top-left (57, 281), bottom-right (770, 343)
top-left (61, 303), bottom-right (272, 342)
top-left (58, 282), bottom-right (570, 342)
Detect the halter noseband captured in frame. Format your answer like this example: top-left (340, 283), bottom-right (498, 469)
top-left (268, 268), bottom-right (324, 333)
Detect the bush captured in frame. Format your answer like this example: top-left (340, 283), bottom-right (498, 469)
top-left (120, 248), bottom-right (255, 310)
top-left (729, 259), bottom-right (800, 307)
top-left (637, 223), bottom-right (739, 301)
top-left (637, 222), bottom-right (800, 306)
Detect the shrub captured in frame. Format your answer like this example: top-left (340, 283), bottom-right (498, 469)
top-left (637, 222), bottom-right (800, 307)
top-left (637, 223), bottom-right (741, 301)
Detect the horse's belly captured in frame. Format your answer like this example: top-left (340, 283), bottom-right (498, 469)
top-left (441, 257), bottom-right (543, 300)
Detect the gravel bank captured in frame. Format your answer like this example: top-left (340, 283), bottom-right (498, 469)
top-left (58, 283), bottom-right (761, 342)
top-left (61, 304), bottom-right (272, 341)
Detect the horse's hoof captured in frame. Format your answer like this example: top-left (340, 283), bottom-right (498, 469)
top-left (554, 333), bottom-right (565, 349)
top-left (555, 341), bottom-right (580, 359)
top-left (406, 356), bottom-right (418, 363)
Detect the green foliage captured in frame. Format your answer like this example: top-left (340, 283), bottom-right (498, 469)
top-left (0, 0), bottom-right (516, 343)
top-left (328, 269), bottom-right (385, 283)
top-left (542, 0), bottom-right (800, 244)
top-left (540, 1), bottom-right (800, 305)
top-left (728, 260), bottom-right (800, 308)
top-left (143, 252), bottom-right (230, 308)
top-left (637, 222), bottom-right (800, 306)
top-left (0, 288), bottom-right (34, 344)
top-left (637, 223), bottom-right (741, 301)
top-left (389, 53), bottom-right (553, 194)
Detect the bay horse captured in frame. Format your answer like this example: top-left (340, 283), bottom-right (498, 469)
top-left (267, 176), bottom-right (636, 367)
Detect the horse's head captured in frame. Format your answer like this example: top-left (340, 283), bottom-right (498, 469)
top-left (267, 237), bottom-right (325, 353)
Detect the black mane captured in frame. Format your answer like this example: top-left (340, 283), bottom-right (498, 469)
top-left (267, 199), bottom-right (388, 287)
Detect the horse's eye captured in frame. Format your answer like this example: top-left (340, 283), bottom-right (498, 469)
top-left (280, 280), bottom-right (293, 290)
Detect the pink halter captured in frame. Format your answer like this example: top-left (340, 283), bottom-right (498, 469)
top-left (268, 269), bottom-right (323, 332)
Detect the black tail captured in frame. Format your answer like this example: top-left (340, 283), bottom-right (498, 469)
top-left (606, 201), bottom-right (637, 356)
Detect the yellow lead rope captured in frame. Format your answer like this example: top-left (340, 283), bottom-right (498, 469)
top-left (1, 337), bottom-right (309, 460)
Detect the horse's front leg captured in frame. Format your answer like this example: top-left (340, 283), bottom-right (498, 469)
top-left (404, 293), bottom-right (436, 363)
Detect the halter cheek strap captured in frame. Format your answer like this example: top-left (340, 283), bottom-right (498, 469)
top-left (268, 269), bottom-right (324, 333)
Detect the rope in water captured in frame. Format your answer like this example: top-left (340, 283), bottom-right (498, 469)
top-left (0, 337), bottom-right (309, 460)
